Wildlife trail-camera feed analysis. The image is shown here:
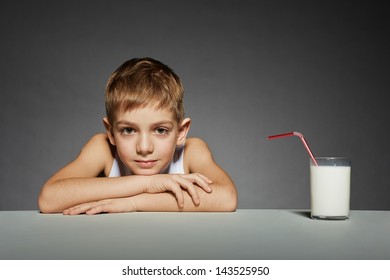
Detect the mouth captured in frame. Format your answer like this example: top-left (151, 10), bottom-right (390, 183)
top-left (134, 160), bottom-right (158, 169)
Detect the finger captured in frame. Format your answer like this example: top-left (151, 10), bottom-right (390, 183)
top-left (64, 203), bottom-right (95, 215)
top-left (195, 175), bottom-right (212, 193)
top-left (67, 207), bottom-right (88, 215)
top-left (86, 202), bottom-right (121, 215)
top-left (86, 205), bottom-right (106, 215)
top-left (183, 174), bottom-right (212, 193)
top-left (175, 176), bottom-right (200, 205)
top-left (63, 206), bottom-right (80, 215)
top-left (86, 200), bottom-right (133, 215)
top-left (169, 183), bottom-right (185, 208)
top-left (197, 173), bottom-right (213, 184)
top-left (63, 205), bottom-right (79, 215)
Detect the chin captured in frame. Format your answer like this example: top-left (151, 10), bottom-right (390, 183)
top-left (132, 169), bottom-right (161, 176)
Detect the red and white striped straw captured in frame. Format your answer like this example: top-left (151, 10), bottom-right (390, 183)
top-left (267, 131), bottom-right (318, 166)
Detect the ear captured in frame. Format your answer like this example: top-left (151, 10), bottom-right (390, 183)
top-left (177, 118), bottom-right (191, 145)
top-left (103, 117), bottom-right (116, 146)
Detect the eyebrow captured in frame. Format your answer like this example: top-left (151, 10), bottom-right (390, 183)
top-left (115, 120), bottom-right (175, 127)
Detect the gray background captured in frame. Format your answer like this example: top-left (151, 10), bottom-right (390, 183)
top-left (1, 0), bottom-right (389, 211)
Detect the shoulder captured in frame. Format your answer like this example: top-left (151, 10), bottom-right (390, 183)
top-left (185, 137), bottom-right (211, 154)
top-left (46, 133), bottom-right (115, 181)
top-left (184, 137), bottom-right (214, 169)
top-left (81, 133), bottom-right (113, 155)
top-left (86, 133), bottom-right (111, 146)
top-left (78, 133), bottom-right (115, 175)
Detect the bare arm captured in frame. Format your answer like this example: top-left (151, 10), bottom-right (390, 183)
top-left (132, 138), bottom-right (237, 212)
top-left (65, 138), bottom-right (237, 214)
top-left (39, 135), bottom-right (213, 214)
top-left (38, 134), bottom-right (143, 213)
top-left (40, 175), bottom-right (182, 214)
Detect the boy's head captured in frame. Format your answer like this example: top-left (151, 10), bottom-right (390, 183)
top-left (105, 57), bottom-right (184, 125)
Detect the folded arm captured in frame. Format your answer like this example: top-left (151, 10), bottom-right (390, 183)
top-left (39, 135), bottom-right (237, 214)
top-left (62, 138), bottom-right (237, 214)
top-left (112, 138), bottom-right (237, 212)
top-left (133, 138), bottom-right (237, 212)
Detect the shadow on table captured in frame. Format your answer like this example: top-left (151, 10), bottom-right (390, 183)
top-left (289, 210), bottom-right (311, 219)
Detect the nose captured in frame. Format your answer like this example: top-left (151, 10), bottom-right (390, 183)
top-left (136, 133), bottom-right (154, 155)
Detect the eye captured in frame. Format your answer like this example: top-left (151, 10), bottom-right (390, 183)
top-left (121, 127), bottom-right (135, 135)
top-left (155, 127), bottom-right (169, 135)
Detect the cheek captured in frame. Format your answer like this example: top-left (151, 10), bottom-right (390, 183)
top-left (115, 138), bottom-right (135, 157)
top-left (158, 139), bottom-right (176, 156)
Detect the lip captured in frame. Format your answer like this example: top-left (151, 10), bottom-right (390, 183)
top-left (134, 160), bottom-right (158, 169)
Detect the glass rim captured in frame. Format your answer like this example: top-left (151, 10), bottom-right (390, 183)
top-left (311, 157), bottom-right (351, 166)
top-left (314, 156), bottom-right (351, 160)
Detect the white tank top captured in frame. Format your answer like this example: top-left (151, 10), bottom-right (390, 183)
top-left (108, 144), bottom-right (185, 177)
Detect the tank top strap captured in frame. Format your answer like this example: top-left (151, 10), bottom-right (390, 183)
top-left (167, 144), bottom-right (185, 174)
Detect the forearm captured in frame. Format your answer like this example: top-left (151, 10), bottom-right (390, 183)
top-left (38, 176), bottom-right (150, 213)
top-left (132, 183), bottom-right (237, 212)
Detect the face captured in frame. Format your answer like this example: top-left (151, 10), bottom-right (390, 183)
top-left (105, 105), bottom-right (189, 175)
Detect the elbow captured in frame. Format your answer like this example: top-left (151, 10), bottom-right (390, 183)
top-left (38, 185), bottom-right (59, 214)
top-left (227, 190), bottom-right (238, 212)
top-left (38, 191), bottom-right (51, 214)
top-left (220, 184), bottom-right (238, 212)
top-left (38, 197), bottom-right (59, 214)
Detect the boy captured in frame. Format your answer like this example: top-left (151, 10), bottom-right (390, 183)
top-left (38, 57), bottom-right (237, 214)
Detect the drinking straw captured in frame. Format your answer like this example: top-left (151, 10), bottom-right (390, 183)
top-left (267, 131), bottom-right (318, 166)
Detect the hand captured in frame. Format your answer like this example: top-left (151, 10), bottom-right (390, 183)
top-left (63, 197), bottom-right (135, 215)
top-left (147, 173), bottom-right (213, 208)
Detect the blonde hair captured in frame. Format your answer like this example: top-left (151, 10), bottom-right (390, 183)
top-left (105, 57), bottom-right (184, 123)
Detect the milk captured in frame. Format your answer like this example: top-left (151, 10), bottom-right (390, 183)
top-left (310, 165), bottom-right (351, 219)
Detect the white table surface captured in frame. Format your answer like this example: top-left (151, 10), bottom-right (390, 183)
top-left (0, 209), bottom-right (389, 260)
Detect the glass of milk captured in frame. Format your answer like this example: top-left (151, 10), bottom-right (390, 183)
top-left (310, 157), bottom-right (351, 220)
